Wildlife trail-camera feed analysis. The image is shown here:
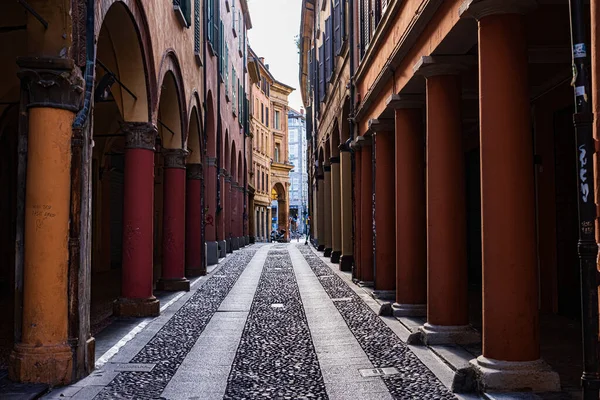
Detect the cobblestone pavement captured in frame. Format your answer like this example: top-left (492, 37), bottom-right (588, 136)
top-left (44, 243), bottom-right (461, 400)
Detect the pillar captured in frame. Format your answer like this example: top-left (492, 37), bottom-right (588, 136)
top-left (359, 138), bottom-right (374, 284)
top-left (9, 57), bottom-right (81, 385)
top-left (218, 169), bottom-right (227, 258)
top-left (461, 0), bottom-right (559, 391)
top-left (340, 150), bottom-right (354, 271)
top-left (317, 176), bottom-right (325, 250)
top-left (392, 107), bottom-right (427, 317)
top-left (370, 121), bottom-right (396, 298)
top-left (185, 164), bottom-right (205, 276)
top-left (416, 61), bottom-right (475, 344)
top-left (205, 157), bottom-right (219, 265)
top-left (225, 172), bottom-right (233, 253)
top-left (113, 122), bottom-right (160, 317)
top-left (157, 149), bottom-right (190, 292)
top-left (323, 166), bottom-right (333, 256)
top-left (330, 156), bottom-right (342, 263)
top-left (312, 183), bottom-right (319, 245)
top-left (353, 146), bottom-right (362, 279)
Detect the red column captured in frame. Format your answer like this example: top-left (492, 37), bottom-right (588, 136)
top-left (372, 125), bottom-right (396, 296)
top-left (353, 147), bottom-right (362, 281)
top-left (393, 108), bottom-right (426, 316)
top-left (158, 149), bottom-right (190, 291)
top-left (225, 173), bottom-right (233, 252)
top-left (359, 139), bottom-right (374, 284)
top-left (205, 158), bottom-right (217, 242)
top-left (238, 185), bottom-right (245, 240)
top-left (115, 122), bottom-right (159, 317)
top-left (185, 164), bottom-right (205, 276)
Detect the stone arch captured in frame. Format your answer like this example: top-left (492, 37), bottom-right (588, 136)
top-left (230, 141), bottom-right (237, 183)
top-left (224, 130), bottom-right (231, 173)
top-left (155, 51), bottom-right (187, 149)
top-left (96, 0), bottom-right (154, 122)
top-left (237, 151), bottom-right (243, 186)
top-left (187, 106), bottom-right (202, 164)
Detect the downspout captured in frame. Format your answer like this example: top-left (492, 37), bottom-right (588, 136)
top-left (71, 0), bottom-right (96, 378)
top-left (347, 0), bottom-right (356, 273)
top-left (202, 0), bottom-right (208, 269)
top-left (312, 0), bottom-right (319, 246)
top-left (243, 26), bottom-right (247, 238)
top-left (216, 0), bottom-right (222, 241)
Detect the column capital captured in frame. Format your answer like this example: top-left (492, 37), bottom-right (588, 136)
top-left (329, 157), bottom-right (340, 164)
top-left (368, 118), bottom-right (395, 133)
top-left (17, 57), bottom-right (84, 112)
top-left (186, 163), bottom-right (203, 180)
top-left (122, 122), bottom-right (158, 151)
top-left (206, 156), bottom-right (218, 167)
top-left (413, 55), bottom-right (476, 77)
top-left (459, 0), bottom-right (536, 20)
top-left (162, 148), bottom-right (188, 169)
top-left (351, 135), bottom-right (373, 150)
top-left (386, 94), bottom-right (424, 110)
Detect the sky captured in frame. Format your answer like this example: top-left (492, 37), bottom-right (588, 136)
top-left (246, 0), bottom-right (304, 113)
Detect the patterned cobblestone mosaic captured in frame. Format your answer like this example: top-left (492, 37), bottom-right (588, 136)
top-left (297, 245), bottom-right (456, 400)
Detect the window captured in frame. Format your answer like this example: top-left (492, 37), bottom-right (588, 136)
top-left (225, 45), bottom-right (229, 97)
top-left (232, 67), bottom-right (237, 113)
top-left (318, 45), bottom-right (324, 103)
top-left (207, 0), bottom-right (217, 50)
top-left (266, 107), bottom-right (269, 128)
top-left (173, 0), bottom-right (191, 27)
top-left (274, 143), bottom-right (280, 163)
top-left (194, 0), bottom-right (201, 57)
top-left (274, 110), bottom-right (281, 130)
top-left (325, 17), bottom-right (333, 82)
top-left (261, 103), bottom-right (264, 124)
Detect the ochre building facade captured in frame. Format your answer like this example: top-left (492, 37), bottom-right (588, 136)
top-left (0, 0), bottom-right (252, 386)
top-left (300, 0), bottom-right (600, 394)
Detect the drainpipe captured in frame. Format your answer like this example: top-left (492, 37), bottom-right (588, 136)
top-left (568, 1), bottom-right (600, 399)
top-left (243, 26), bottom-right (247, 238)
top-left (216, 0), bottom-right (222, 241)
top-left (347, 0), bottom-right (356, 274)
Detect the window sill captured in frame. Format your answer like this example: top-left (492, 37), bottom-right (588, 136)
top-left (208, 42), bottom-right (216, 57)
top-left (195, 53), bottom-right (203, 67)
top-left (225, 93), bottom-right (230, 103)
top-left (232, 28), bottom-right (237, 37)
top-left (225, 0), bottom-right (230, 12)
top-left (173, 6), bottom-right (190, 28)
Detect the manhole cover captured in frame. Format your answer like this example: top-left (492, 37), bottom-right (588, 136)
top-left (114, 363), bottom-right (156, 372)
top-left (271, 303), bottom-right (284, 308)
top-left (359, 367), bottom-right (399, 378)
top-left (332, 297), bottom-right (353, 302)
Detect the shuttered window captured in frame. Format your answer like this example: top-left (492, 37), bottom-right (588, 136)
top-left (333, 0), bottom-right (341, 56)
top-left (194, 0), bottom-right (200, 56)
top-left (318, 44), bottom-right (324, 103)
top-left (232, 67), bottom-right (237, 111)
top-left (173, 0), bottom-right (191, 27)
top-left (324, 17), bottom-right (332, 82)
top-left (360, 0), bottom-right (370, 57)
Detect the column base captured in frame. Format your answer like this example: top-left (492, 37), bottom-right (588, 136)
top-left (372, 290), bottom-right (396, 301)
top-left (9, 343), bottom-right (73, 385)
top-left (232, 237), bottom-right (240, 250)
top-left (471, 356), bottom-right (560, 393)
top-left (218, 240), bottom-right (227, 258)
top-left (250, 236), bottom-right (255, 244)
top-left (113, 296), bottom-right (160, 317)
top-left (226, 238), bottom-right (232, 253)
top-left (356, 280), bottom-right (374, 288)
top-left (330, 250), bottom-right (341, 263)
top-left (339, 255), bottom-right (353, 272)
top-left (392, 303), bottom-right (426, 317)
top-left (317, 244), bottom-right (325, 251)
top-left (412, 323), bottom-right (480, 345)
top-left (157, 278), bottom-right (190, 292)
top-left (206, 241), bottom-right (219, 265)
top-left (186, 266), bottom-right (206, 277)
top-left (324, 247), bottom-right (332, 257)
top-left (245, 235), bottom-right (250, 245)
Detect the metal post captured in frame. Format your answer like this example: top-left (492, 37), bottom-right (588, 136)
top-left (568, 1), bottom-right (600, 398)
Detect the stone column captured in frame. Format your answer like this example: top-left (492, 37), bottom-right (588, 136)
top-left (353, 146), bottom-right (362, 280)
top-left (330, 156), bottom-right (342, 263)
top-left (413, 58), bottom-right (476, 344)
top-left (185, 164), bottom-right (205, 276)
top-left (370, 120), bottom-right (396, 299)
top-left (391, 105), bottom-right (427, 317)
top-left (157, 149), bottom-right (190, 292)
top-left (267, 207), bottom-right (272, 239)
top-left (218, 169), bottom-right (227, 258)
top-left (205, 157), bottom-right (219, 265)
top-left (340, 149), bottom-right (354, 271)
top-left (461, 0), bottom-right (559, 391)
top-left (111, 121), bottom-right (160, 317)
top-left (312, 183), bottom-right (319, 246)
top-left (317, 176), bottom-right (325, 250)
top-left (323, 166), bottom-right (333, 256)
top-left (359, 137), bottom-right (374, 284)
top-left (9, 57), bottom-right (82, 385)
top-left (230, 182), bottom-right (239, 250)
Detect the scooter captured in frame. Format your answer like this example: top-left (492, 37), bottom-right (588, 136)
top-left (270, 229), bottom-right (287, 243)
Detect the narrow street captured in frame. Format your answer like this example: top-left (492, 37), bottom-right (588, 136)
top-left (42, 244), bottom-right (468, 400)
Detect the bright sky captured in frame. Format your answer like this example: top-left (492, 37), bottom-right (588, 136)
top-left (246, 0), bottom-right (304, 112)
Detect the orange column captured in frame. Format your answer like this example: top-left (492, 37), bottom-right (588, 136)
top-left (478, 12), bottom-right (538, 362)
top-left (323, 165), bottom-right (333, 256)
top-left (10, 58), bottom-right (82, 385)
top-left (393, 108), bottom-right (427, 317)
top-left (359, 140), bottom-right (374, 284)
top-left (372, 125), bottom-right (396, 297)
top-left (421, 70), bottom-right (476, 344)
top-left (317, 175), bottom-right (325, 251)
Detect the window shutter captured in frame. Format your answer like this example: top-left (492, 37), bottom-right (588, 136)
top-left (194, 0), bottom-right (200, 55)
top-left (232, 67), bottom-right (236, 110)
top-left (333, 0), bottom-right (341, 56)
top-left (341, 0), bottom-right (346, 47)
top-left (324, 18), bottom-right (332, 82)
top-left (318, 44), bottom-right (324, 103)
top-left (308, 48), bottom-right (313, 89)
top-left (207, 0), bottom-right (213, 44)
top-left (213, 3), bottom-right (219, 50)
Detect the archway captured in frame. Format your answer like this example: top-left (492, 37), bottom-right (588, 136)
top-left (230, 142), bottom-right (238, 249)
top-left (90, 1), bottom-right (152, 332)
top-left (329, 123), bottom-right (342, 262)
top-left (238, 151), bottom-right (244, 243)
top-left (271, 182), bottom-right (289, 241)
top-left (222, 130), bottom-right (231, 253)
top-left (204, 91), bottom-right (218, 265)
